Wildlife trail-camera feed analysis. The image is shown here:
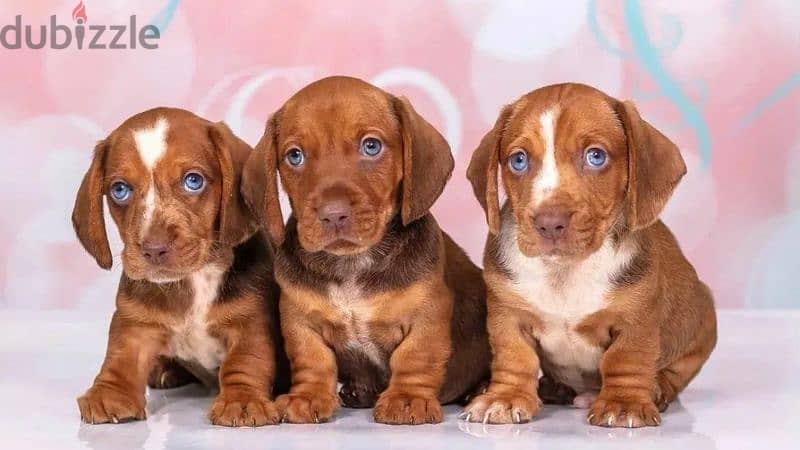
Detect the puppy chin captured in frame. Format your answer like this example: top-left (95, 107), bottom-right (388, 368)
top-left (516, 233), bottom-right (576, 261)
top-left (121, 250), bottom-right (210, 284)
top-left (298, 222), bottom-right (384, 255)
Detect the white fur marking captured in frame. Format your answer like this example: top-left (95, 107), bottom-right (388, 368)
top-left (134, 118), bottom-right (169, 170)
top-left (170, 265), bottom-right (226, 370)
top-left (499, 219), bottom-right (636, 392)
top-left (133, 118), bottom-right (169, 236)
top-left (533, 108), bottom-right (559, 206)
top-left (328, 281), bottom-right (385, 370)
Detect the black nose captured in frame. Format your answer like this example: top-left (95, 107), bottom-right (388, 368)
top-left (141, 239), bottom-right (171, 265)
top-left (533, 211), bottom-right (571, 240)
top-left (318, 199), bottom-right (352, 232)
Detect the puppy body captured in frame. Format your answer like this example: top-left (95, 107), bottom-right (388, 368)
top-left (465, 84), bottom-right (716, 427)
top-left (73, 108), bottom-right (287, 426)
top-left (243, 76), bottom-right (490, 425)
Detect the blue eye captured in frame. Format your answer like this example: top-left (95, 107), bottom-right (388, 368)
top-left (508, 151), bottom-right (529, 173)
top-left (183, 172), bottom-right (205, 193)
top-left (585, 147), bottom-right (608, 169)
top-left (109, 181), bottom-right (132, 204)
top-left (286, 148), bottom-right (305, 167)
top-left (360, 137), bottom-right (383, 157)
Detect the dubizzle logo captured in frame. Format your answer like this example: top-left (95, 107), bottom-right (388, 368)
top-left (1, 2), bottom-right (161, 50)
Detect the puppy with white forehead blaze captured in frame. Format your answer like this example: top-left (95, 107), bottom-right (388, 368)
top-left (72, 107), bottom-right (289, 426)
top-left (462, 83), bottom-right (716, 427)
top-left (242, 76), bottom-right (490, 425)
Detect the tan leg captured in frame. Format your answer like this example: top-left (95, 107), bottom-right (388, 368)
top-left (373, 299), bottom-right (450, 425)
top-left (462, 298), bottom-right (541, 424)
top-left (275, 305), bottom-right (339, 423)
top-left (588, 323), bottom-right (661, 428)
top-left (209, 317), bottom-right (281, 427)
top-left (77, 313), bottom-right (167, 424)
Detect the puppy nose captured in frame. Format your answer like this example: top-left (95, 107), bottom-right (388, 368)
top-left (533, 211), bottom-right (571, 240)
top-left (318, 199), bottom-right (352, 230)
top-left (141, 239), bottom-right (171, 265)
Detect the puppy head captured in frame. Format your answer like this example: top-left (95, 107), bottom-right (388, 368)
top-left (468, 83), bottom-right (685, 259)
top-left (243, 76), bottom-right (453, 255)
top-left (72, 108), bottom-right (256, 282)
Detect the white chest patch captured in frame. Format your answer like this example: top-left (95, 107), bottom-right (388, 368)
top-left (499, 221), bottom-right (635, 391)
top-left (132, 117), bottom-right (169, 237)
top-left (169, 265), bottom-right (226, 371)
top-left (328, 281), bottom-right (385, 370)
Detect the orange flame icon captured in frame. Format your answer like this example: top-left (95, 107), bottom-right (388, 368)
top-left (72, 1), bottom-right (87, 24)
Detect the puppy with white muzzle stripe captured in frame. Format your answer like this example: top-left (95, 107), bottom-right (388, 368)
top-left (72, 108), bottom-right (288, 427)
top-left (462, 83), bottom-right (717, 428)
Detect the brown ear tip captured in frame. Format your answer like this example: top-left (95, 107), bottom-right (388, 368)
top-left (97, 256), bottom-right (113, 270)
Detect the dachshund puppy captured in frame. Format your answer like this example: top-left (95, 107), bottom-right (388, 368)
top-left (242, 76), bottom-right (489, 425)
top-left (73, 108), bottom-right (287, 426)
top-left (463, 83), bottom-right (716, 427)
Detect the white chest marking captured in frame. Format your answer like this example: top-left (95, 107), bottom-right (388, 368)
top-left (328, 281), bottom-right (385, 370)
top-left (170, 265), bottom-right (226, 371)
top-left (132, 118), bottom-right (169, 236)
top-left (532, 108), bottom-right (560, 207)
top-left (499, 221), bottom-right (635, 391)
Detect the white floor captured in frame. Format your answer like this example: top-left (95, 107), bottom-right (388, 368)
top-left (1, 309), bottom-right (797, 450)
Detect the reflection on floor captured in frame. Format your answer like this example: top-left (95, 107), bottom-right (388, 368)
top-left (0, 310), bottom-right (797, 450)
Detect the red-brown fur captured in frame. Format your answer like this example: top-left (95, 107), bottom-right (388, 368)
top-left (72, 108), bottom-right (288, 427)
top-left (242, 76), bottom-right (490, 425)
top-left (464, 83), bottom-right (716, 427)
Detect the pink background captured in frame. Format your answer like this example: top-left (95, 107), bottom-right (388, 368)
top-left (1, 0), bottom-right (798, 310)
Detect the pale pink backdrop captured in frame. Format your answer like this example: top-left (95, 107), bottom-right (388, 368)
top-left (1, 0), bottom-right (798, 310)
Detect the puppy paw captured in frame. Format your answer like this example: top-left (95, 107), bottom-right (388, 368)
top-left (373, 391), bottom-right (442, 425)
top-left (339, 381), bottom-right (380, 408)
top-left (208, 392), bottom-right (280, 427)
top-left (77, 385), bottom-right (146, 424)
top-left (147, 359), bottom-right (197, 389)
top-left (588, 396), bottom-right (661, 428)
top-left (460, 392), bottom-right (541, 424)
top-left (275, 392), bottom-right (339, 423)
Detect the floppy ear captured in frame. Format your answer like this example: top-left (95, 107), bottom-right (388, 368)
top-left (241, 112), bottom-right (285, 245)
top-left (72, 140), bottom-right (112, 270)
top-left (392, 96), bottom-right (454, 225)
top-left (467, 105), bottom-right (512, 235)
top-left (616, 100), bottom-right (687, 230)
top-left (208, 121), bottom-right (258, 246)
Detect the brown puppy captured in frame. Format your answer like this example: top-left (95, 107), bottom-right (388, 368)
top-left (242, 76), bottom-right (489, 425)
top-left (73, 107), bottom-right (288, 427)
top-left (463, 83), bottom-right (716, 427)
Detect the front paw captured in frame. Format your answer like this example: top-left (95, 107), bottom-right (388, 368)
top-left (209, 392), bottom-right (280, 427)
top-left (460, 391), bottom-right (541, 424)
top-left (588, 396), bottom-right (661, 428)
top-left (77, 385), bottom-right (146, 424)
top-left (373, 390), bottom-right (442, 425)
top-left (339, 381), bottom-right (380, 408)
top-left (275, 392), bottom-right (339, 423)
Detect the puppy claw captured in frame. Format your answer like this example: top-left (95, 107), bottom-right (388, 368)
top-left (482, 412), bottom-right (490, 424)
top-left (514, 411), bottom-right (522, 424)
top-left (588, 397), bottom-right (661, 428)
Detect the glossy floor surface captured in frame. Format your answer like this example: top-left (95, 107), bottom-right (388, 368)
top-left (1, 309), bottom-right (797, 449)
